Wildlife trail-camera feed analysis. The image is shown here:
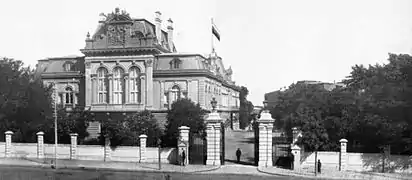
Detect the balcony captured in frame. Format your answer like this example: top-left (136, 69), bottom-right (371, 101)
top-left (90, 103), bottom-right (145, 112)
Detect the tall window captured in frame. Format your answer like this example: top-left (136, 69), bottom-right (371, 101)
top-left (64, 62), bottom-right (73, 71)
top-left (170, 85), bottom-right (181, 104)
top-left (97, 67), bottom-right (108, 103)
top-left (169, 58), bottom-right (182, 69)
top-left (65, 87), bottom-right (74, 104)
top-left (129, 67), bottom-right (141, 103)
top-left (113, 67), bottom-right (124, 104)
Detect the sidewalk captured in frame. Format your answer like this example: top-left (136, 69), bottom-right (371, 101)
top-left (0, 158), bottom-right (219, 174)
top-left (258, 166), bottom-right (412, 180)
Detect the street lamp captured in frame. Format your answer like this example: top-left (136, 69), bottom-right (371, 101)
top-left (51, 82), bottom-right (58, 169)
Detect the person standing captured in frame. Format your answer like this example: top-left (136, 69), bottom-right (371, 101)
top-left (236, 148), bottom-right (242, 163)
top-left (181, 148), bottom-right (186, 166)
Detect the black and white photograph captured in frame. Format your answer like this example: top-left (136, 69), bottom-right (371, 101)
top-left (1, 0), bottom-right (412, 179)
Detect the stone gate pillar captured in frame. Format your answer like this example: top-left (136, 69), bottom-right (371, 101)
top-left (206, 98), bottom-right (223, 166)
top-left (257, 102), bottom-right (275, 167)
top-left (36, 131), bottom-right (45, 159)
top-left (5, 131), bottom-right (13, 158)
top-left (178, 126), bottom-right (190, 165)
top-left (291, 145), bottom-right (301, 170)
top-left (339, 139), bottom-right (348, 171)
top-left (70, 133), bottom-right (78, 160)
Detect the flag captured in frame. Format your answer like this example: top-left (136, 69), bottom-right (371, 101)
top-left (212, 22), bottom-right (221, 41)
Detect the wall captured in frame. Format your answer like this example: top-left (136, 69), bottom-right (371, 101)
top-left (300, 151), bottom-right (412, 173)
top-left (0, 141), bottom-right (177, 164)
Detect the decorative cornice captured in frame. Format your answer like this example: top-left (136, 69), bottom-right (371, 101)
top-left (154, 69), bottom-right (240, 91)
top-left (80, 47), bottom-right (162, 57)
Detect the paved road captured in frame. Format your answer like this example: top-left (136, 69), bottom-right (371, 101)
top-left (0, 166), bottom-right (314, 180)
top-left (224, 130), bottom-right (256, 165)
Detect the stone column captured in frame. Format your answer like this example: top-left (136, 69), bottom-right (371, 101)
top-left (291, 145), bottom-right (301, 171)
top-left (139, 134), bottom-right (147, 163)
top-left (146, 59), bottom-right (154, 109)
top-left (178, 126), bottom-right (190, 165)
top-left (160, 81), bottom-right (165, 109)
top-left (36, 132), bottom-right (44, 159)
top-left (5, 131), bottom-right (13, 158)
top-left (339, 139), bottom-right (348, 171)
top-left (124, 75), bottom-right (129, 104)
top-left (257, 110), bottom-right (275, 167)
top-left (108, 75), bottom-right (113, 104)
top-left (104, 135), bottom-right (111, 161)
top-left (70, 133), bottom-right (78, 160)
top-left (205, 111), bottom-right (223, 165)
top-left (85, 62), bottom-right (92, 106)
top-left (140, 75), bottom-right (146, 106)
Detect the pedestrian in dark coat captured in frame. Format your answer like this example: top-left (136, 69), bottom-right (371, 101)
top-left (317, 159), bottom-right (322, 173)
top-left (236, 148), bottom-right (242, 163)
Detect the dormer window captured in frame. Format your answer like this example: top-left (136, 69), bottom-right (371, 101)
top-left (64, 61), bottom-right (74, 72)
top-left (169, 58), bottom-right (182, 69)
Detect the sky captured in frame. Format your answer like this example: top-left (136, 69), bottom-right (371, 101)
top-left (1, 0), bottom-right (412, 106)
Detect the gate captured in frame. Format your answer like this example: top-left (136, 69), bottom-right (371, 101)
top-left (189, 133), bottom-right (206, 164)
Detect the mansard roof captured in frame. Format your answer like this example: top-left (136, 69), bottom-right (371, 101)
top-left (81, 8), bottom-right (173, 56)
top-left (35, 56), bottom-right (84, 79)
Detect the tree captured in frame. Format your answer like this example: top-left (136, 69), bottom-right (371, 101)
top-left (239, 86), bottom-right (254, 129)
top-left (163, 98), bottom-right (207, 147)
top-left (0, 57), bottom-right (53, 142)
top-left (96, 110), bottom-right (163, 148)
top-left (42, 107), bottom-right (90, 144)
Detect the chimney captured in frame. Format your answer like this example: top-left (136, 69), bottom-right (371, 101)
top-left (167, 18), bottom-right (174, 51)
top-left (155, 11), bottom-right (162, 45)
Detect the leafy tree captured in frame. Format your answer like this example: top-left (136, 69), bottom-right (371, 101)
top-left (239, 86), bottom-right (254, 129)
top-left (96, 110), bottom-right (163, 148)
top-left (163, 98), bottom-right (207, 147)
top-left (0, 57), bottom-right (53, 142)
top-left (42, 107), bottom-right (90, 144)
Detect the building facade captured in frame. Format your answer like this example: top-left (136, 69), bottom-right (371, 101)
top-left (36, 8), bottom-right (240, 137)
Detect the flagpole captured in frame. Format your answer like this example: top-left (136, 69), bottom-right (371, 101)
top-left (211, 18), bottom-right (214, 54)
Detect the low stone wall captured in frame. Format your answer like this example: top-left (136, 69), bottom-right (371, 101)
top-left (0, 131), bottom-right (177, 164)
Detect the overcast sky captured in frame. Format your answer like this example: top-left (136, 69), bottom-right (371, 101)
top-left (1, 0), bottom-right (412, 105)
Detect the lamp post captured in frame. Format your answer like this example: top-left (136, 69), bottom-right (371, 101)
top-left (158, 138), bottom-right (162, 170)
top-left (51, 83), bottom-right (58, 169)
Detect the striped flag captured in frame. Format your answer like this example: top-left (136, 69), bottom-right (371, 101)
top-left (212, 21), bottom-right (221, 41)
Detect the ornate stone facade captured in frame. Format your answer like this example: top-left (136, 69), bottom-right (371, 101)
top-left (36, 8), bottom-right (240, 136)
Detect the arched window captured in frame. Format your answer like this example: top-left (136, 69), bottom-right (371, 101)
top-left (129, 67), bottom-right (141, 103)
top-left (170, 85), bottom-right (181, 104)
top-left (65, 86), bottom-right (74, 104)
top-left (169, 58), bottom-right (182, 69)
top-left (97, 67), bottom-right (108, 103)
top-left (113, 67), bottom-right (124, 104)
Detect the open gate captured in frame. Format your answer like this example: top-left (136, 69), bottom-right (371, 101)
top-left (189, 132), bottom-right (206, 164)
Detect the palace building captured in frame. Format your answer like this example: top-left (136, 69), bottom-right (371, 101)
top-left (36, 8), bottom-right (240, 137)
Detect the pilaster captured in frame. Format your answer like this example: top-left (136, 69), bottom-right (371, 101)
top-left (140, 75), bottom-right (146, 106)
top-left (124, 75), bottom-right (129, 104)
top-left (108, 75), bottom-right (113, 104)
top-left (146, 59), bottom-right (154, 109)
top-left (85, 62), bottom-right (92, 106)
top-left (160, 81), bottom-right (165, 109)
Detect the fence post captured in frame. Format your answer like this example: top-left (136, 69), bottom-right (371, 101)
top-left (291, 145), bottom-right (301, 171)
top-left (339, 139), bottom-right (348, 171)
top-left (5, 131), bottom-right (13, 158)
top-left (139, 134), bottom-right (147, 163)
top-left (36, 132), bottom-right (44, 159)
top-left (70, 133), bottom-right (78, 160)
